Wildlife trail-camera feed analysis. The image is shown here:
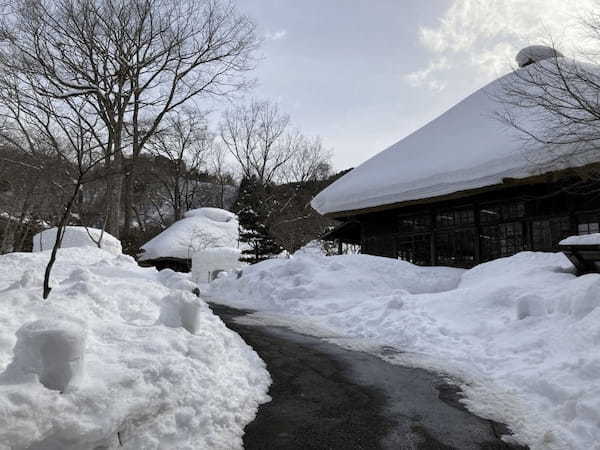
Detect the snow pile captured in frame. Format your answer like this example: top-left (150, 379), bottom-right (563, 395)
top-left (33, 227), bottom-right (122, 255)
top-left (560, 233), bottom-right (600, 245)
top-left (139, 208), bottom-right (239, 261)
top-left (0, 247), bottom-right (270, 449)
top-left (210, 249), bottom-right (600, 449)
top-left (192, 247), bottom-right (242, 284)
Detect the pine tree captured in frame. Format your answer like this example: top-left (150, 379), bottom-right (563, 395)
top-left (234, 176), bottom-right (282, 264)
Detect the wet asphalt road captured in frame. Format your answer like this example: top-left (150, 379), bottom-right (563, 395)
top-left (209, 303), bottom-right (528, 450)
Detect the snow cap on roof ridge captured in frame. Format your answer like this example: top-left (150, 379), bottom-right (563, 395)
top-left (516, 45), bottom-right (564, 68)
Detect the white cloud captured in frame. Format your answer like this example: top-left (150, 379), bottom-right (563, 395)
top-left (406, 0), bottom-right (598, 91)
top-left (265, 29), bottom-right (288, 41)
top-left (403, 57), bottom-right (450, 92)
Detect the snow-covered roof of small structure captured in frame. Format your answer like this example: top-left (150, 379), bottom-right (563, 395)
top-left (311, 46), bottom-right (587, 217)
top-left (33, 227), bottom-right (122, 255)
top-left (138, 208), bottom-right (238, 261)
top-left (560, 233), bottom-right (600, 246)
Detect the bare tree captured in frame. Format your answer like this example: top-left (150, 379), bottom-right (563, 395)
top-left (0, 73), bottom-right (112, 299)
top-left (147, 111), bottom-right (211, 221)
top-left (495, 38), bottom-right (600, 183)
top-left (220, 100), bottom-right (296, 184)
top-left (283, 135), bottom-right (332, 183)
top-left (208, 142), bottom-right (236, 209)
top-left (1, 0), bottom-right (258, 238)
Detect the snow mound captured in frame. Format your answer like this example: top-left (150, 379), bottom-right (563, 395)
top-left (0, 247), bottom-right (270, 449)
top-left (192, 247), bottom-right (241, 284)
top-left (516, 45), bottom-right (563, 68)
top-left (139, 208), bottom-right (239, 261)
top-left (560, 233), bottom-right (600, 245)
top-left (210, 248), bottom-right (464, 312)
top-left (33, 227), bottom-right (122, 255)
top-left (184, 207), bottom-right (236, 222)
top-left (210, 249), bottom-right (600, 449)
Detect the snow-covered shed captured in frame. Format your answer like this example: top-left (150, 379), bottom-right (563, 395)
top-left (312, 46), bottom-right (600, 267)
top-left (137, 208), bottom-right (239, 272)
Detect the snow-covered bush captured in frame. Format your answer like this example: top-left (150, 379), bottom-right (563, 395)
top-left (192, 247), bottom-right (241, 284)
top-left (32, 226), bottom-right (122, 255)
top-left (0, 247), bottom-right (270, 449)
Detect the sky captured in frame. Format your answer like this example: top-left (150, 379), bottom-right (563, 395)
top-left (236, 0), bottom-right (596, 171)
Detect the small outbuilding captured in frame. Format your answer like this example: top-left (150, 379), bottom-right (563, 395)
top-left (137, 208), bottom-right (239, 272)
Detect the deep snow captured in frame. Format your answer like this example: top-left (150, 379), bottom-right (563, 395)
top-left (0, 246), bottom-right (270, 449)
top-left (210, 247), bottom-right (600, 450)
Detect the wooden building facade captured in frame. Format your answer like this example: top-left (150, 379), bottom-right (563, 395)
top-left (325, 175), bottom-right (600, 268)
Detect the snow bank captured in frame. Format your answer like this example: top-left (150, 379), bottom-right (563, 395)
top-left (33, 227), bottom-right (122, 255)
top-left (210, 249), bottom-right (600, 449)
top-left (0, 247), bottom-right (270, 449)
top-left (139, 208), bottom-right (239, 261)
top-left (560, 233), bottom-right (600, 245)
top-left (192, 247), bottom-right (241, 284)
top-left (210, 246), bottom-right (464, 313)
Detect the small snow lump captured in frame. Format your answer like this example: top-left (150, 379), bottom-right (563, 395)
top-left (516, 45), bottom-right (564, 68)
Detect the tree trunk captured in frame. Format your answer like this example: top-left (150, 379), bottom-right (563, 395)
top-left (43, 181), bottom-right (81, 299)
top-left (106, 149), bottom-right (123, 238)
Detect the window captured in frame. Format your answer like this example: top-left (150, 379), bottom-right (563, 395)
top-left (435, 209), bottom-right (474, 228)
top-left (481, 222), bottom-right (525, 260)
top-left (398, 215), bottom-right (431, 233)
top-left (578, 223), bottom-right (599, 235)
top-left (480, 202), bottom-right (525, 223)
top-left (531, 217), bottom-right (571, 251)
top-left (435, 228), bottom-right (477, 266)
top-left (397, 234), bottom-right (431, 265)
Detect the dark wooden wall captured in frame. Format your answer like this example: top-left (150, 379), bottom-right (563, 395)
top-left (356, 181), bottom-right (600, 268)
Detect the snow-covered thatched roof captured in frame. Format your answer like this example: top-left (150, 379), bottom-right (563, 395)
top-left (311, 46), bottom-right (594, 217)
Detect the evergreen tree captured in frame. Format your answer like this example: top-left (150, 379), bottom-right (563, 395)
top-left (234, 176), bottom-right (282, 264)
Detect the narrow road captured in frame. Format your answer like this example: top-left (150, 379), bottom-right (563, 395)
top-left (210, 303), bottom-right (528, 450)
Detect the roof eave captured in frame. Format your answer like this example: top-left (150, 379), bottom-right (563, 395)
top-left (317, 163), bottom-right (599, 219)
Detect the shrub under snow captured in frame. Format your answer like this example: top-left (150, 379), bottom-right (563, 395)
top-left (0, 248), bottom-right (270, 449)
top-left (32, 226), bottom-right (122, 255)
top-left (210, 248), bottom-right (600, 450)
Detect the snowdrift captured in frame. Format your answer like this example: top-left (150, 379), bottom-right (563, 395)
top-left (0, 248), bottom-right (270, 449)
top-left (139, 207), bottom-right (239, 261)
top-left (33, 227), bottom-right (122, 255)
top-left (210, 248), bottom-right (600, 449)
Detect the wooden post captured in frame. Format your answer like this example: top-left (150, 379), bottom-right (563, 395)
top-left (430, 209), bottom-right (436, 265)
top-left (474, 203), bottom-right (482, 265)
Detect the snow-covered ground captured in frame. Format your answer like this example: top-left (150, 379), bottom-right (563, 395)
top-left (209, 247), bottom-right (600, 450)
top-left (0, 245), bottom-right (270, 449)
